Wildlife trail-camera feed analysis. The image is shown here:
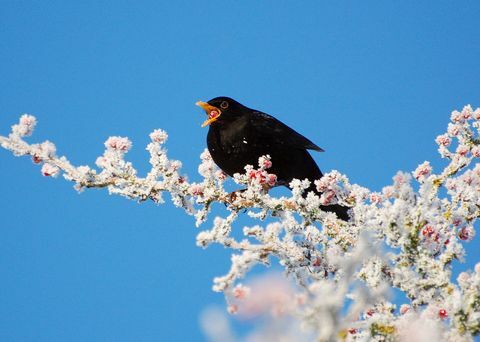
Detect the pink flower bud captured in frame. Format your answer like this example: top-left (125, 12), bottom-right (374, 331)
top-left (188, 184), bottom-right (204, 196)
top-left (266, 173), bottom-right (277, 187)
top-left (104, 136), bottom-right (132, 152)
top-left (233, 284), bottom-right (250, 299)
top-left (149, 129), bottom-right (168, 144)
top-left (227, 304), bottom-right (238, 314)
top-left (413, 161), bottom-right (432, 181)
top-left (435, 134), bottom-right (451, 147)
top-left (400, 304), bottom-right (410, 315)
top-left (458, 226), bottom-right (474, 241)
top-left (41, 163), bottom-right (60, 177)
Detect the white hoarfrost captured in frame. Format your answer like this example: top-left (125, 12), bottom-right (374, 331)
top-left (1, 106), bottom-right (480, 341)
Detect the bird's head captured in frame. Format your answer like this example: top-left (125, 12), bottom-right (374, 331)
top-left (196, 96), bottom-right (246, 127)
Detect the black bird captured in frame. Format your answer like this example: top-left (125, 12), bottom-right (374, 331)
top-left (196, 96), bottom-right (350, 220)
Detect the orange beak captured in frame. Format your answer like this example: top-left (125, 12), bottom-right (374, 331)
top-left (196, 101), bottom-right (222, 127)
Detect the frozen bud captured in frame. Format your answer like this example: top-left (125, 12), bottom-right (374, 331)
top-left (13, 114), bottom-right (37, 137)
top-left (95, 156), bottom-right (109, 169)
top-left (233, 284), bottom-right (250, 299)
top-left (400, 304), bottom-right (410, 315)
top-left (258, 155), bottom-right (272, 169)
top-left (215, 170), bottom-right (228, 181)
top-left (149, 129), bottom-right (168, 144)
top-left (200, 149), bottom-right (212, 161)
top-left (456, 145), bottom-right (469, 156)
top-left (188, 184), bottom-right (204, 196)
top-left (41, 163), bottom-right (60, 177)
top-left (457, 272), bottom-right (470, 287)
top-left (447, 123), bottom-right (460, 136)
top-left (438, 309), bottom-right (448, 319)
top-left (413, 161), bottom-right (432, 181)
top-left (382, 185), bottom-right (395, 198)
top-left (462, 105), bottom-right (473, 119)
top-left (266, 173), bottom-right (277, 187)
top-left (393, 171), bottom-right (410, 186)
top-left (170, 160), bottom-right (182, 171)
top-left (451, 110), bottom-right (463, 123)
top-left (369, 192), bottom-right (382, 204)
top-left (474, 108), bottom-right (480, 120)
top-left (227, 304), bottom-right (238, 314)
top-left (435, 134), bottom-right (451, 147)
top-left (104, 136), bottom-right (132, 152)
top-left (472, 146), bottom-right (480, 158)
top-left (40, 141), bottom-right (57, 157)
top-left (320, 190), bottom-right (336, 205)
top-left (458, 226), bottom-right (474, 241)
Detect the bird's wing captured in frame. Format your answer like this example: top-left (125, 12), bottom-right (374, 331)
top-left (250, 111), bottom-right (324, 152)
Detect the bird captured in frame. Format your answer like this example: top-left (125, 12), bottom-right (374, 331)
top-left (196, 96), bottom-right (350, 220)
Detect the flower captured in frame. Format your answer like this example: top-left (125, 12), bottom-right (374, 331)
top-left (413, 161), bottom-right (432, 181)
top-left (104, 136), bottom-right (132, 152)
top-left (149, 129), bottom-right (168, 144)
top-left (41, 163), bottom-right (60, 177)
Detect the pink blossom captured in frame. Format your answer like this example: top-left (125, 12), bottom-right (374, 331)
top-left (233, 284), bottom-right (250, 299)
top-left (458, 226), bottom-right (474, 241)
top-left (413, 161), bottom-right (432, 181)
top-left (149, 129), bottom-right (168, 144)
top-left (461, 105), bottom-right (473, 119)
top-left (447, 123), bottom-right (460, 136)
top-left (40, 141), bottom-right (56, 157)
top-left (266, 174), bottom-right (277, 187)
top-left (400, 304), bottom-right (410, 315)
top-left (320, 190), bottom-right (336, 205)
top-left (227, 304), bottom-right (238, 314)
top-left (471, 146), bottom-right (480, 158)
top-left (422, 225), bottom-right (439, 242)
top-left (457, 272), bottom-right (470, 286)
top-left (450, 110), bottom-right (463, 123)
top-left (104, 136), bottom-right (132, 152)
top-left (41, 163), bottom-right (60, 177)
top-left (456, 145), bottom-right (469, 156)
top-left (258, 155), bottom-right (272, 169)
top-left (435, 134), bottom-right (451, 147)
top-left (215, 170), bottom-right (228, 181)
top-left (14, 114), bottom-right (37, 136)
top-left (393, 171), bottom-right (409, 185)
top-left (382, 185), bottom-right (394, 198)
top-left (369, 193), bottom-right (382, 204)
top-left (189, 184), bottom-right (204, 196)
top-left (474, 108), bottom-right (480, 120)
top-left (475, 263), bottom-right (480, 274)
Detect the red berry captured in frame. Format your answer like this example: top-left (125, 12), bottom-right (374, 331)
top-left (439, 309), bottom-right (448, 319)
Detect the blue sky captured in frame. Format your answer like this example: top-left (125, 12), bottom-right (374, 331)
top-left (1, 1), bottom-right (480, 341)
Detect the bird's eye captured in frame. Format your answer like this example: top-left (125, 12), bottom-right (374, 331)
top-left (220, 101), bottom-right (229, 109)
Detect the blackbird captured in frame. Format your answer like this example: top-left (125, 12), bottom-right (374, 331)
top-left (196, 96), bottom-right (350, 220)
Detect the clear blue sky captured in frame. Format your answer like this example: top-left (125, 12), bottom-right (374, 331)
top-left (1, 1), bottom-right (479, 341)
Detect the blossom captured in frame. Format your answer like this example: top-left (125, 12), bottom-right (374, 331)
top-left (435, 134), bottom-right (451, 147)
top-left (104, 136), bottom-right (132, 152)
top-left (413, 161), bottom-right (432, 181)
top-left (41, 163), bottom-right (60, 177)
top-left (2, 105), bottom-right (480, 341)
top-left (149, 129), bottom-right (168, 144)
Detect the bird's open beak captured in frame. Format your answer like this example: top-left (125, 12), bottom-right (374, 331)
top-left (196, 101), bottom-right (221, 127)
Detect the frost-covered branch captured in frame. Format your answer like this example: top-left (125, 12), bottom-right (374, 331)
top-left (1, 106), bottom-right (480, 341)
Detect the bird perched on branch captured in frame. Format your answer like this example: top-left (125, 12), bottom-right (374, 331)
top-left (196, 96), bottom-right (350, 220)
